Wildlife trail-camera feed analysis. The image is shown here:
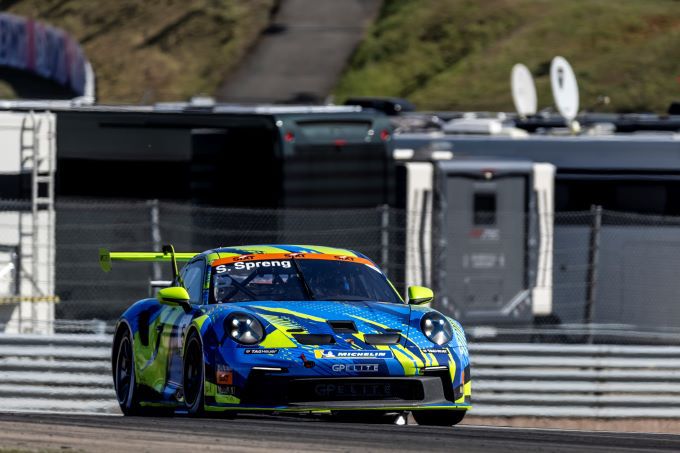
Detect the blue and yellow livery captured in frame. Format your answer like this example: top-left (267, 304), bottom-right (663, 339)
top-left (104, 244), bottom-right (471, 426)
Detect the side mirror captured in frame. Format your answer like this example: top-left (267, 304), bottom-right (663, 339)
top-left (407, 286), bottom-right (434, 305)
top-left (158, 286), bottom-right (191, 309)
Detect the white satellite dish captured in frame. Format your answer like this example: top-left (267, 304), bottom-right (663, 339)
top-left (511, 63), bottom-right (537, 117)
top-left (550, 56), bottom-right (579, 122)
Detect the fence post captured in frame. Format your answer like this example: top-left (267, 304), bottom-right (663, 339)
top-left (149, 199), bottom-right (162, 282)
top-left (585, 205), bottom-right (602, 339)
top-left (379, 204), bottom-right (389, 273)
top-left (11, 247), bottom-right (20, 297)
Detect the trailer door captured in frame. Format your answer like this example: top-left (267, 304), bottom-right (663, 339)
top-left (438, 160), bottom-right (533, 324)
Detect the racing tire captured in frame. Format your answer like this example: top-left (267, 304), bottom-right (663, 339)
top-left (412, 410), bottom-right (466, 426)
top-left (113, 326), bottom-right (143, 416)
top-left (183, 330), bottom-right (205, 416)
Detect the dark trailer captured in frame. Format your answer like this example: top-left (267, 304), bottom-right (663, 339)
top-left (0, 103), bottom-right (395, 321)
top-left (53, 104), bottom-right (394, 208)
top-left (394, 131), bottom-right (680, 331)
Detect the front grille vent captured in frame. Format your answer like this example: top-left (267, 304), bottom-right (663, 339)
top-left (293, 334), bottom-right (335, 345)
top-left (328, 320), bottom-right (357, 333)
top-left (364, 333), bottom-right (400, 345)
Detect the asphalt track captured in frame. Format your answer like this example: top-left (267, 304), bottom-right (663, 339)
top-left (1, 412), bottom-right (680, 452)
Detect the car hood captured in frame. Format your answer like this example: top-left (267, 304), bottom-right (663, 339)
top-left (213, 300), bottom-right (412, 335)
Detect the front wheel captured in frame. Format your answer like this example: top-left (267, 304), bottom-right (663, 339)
top-left (412, 410), bottom-right (466, 426)
top-left (183, 330), bottom-right (205, 416)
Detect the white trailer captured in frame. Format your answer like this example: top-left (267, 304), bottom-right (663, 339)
top-left (396, 150), bottom-right (555, 325)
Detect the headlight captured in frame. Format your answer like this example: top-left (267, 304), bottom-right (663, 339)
top-left (227, 313), bottom-right (265, 345)
top-left (421, 312), bottom-right (453, 345)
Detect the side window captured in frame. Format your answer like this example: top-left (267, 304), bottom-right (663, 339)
top-left (181, 261), bottom-right (205, 304)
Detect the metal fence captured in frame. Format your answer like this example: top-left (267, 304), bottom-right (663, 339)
top-left (14, 199), bottom-right (406, 323)
top-left (3, 198), bottom-right (680, 342)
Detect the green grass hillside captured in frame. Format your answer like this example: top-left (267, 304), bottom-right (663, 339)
top-left (334, 0), bottom-right (680, 113)
top-left (2, 0), bottom-right (275, 103)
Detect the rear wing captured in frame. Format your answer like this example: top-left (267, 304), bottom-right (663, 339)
top-left (99, 245), bottom-right (198, 280)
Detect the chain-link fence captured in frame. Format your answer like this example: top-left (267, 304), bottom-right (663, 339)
top-left (51, 199), bottom-right (405, 322)
top-left (4, 198), bottom-right (680, 342)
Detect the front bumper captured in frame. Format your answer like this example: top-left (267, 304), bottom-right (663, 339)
top-left (204, 348), bottom-right (472, 412)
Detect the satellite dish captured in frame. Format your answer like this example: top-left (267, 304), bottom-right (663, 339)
top-left (511, 63), bottom-right (537, 117)
top-left (550, 56), bottom-right (579, 122)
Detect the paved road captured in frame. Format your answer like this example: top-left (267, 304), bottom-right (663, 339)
top-left (217, 0), bottom-right (382, 104)
top-left (1, 412), bottom-right (680, 452)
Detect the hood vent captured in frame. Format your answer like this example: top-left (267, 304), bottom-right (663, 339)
top-left (293, 334), bottom-right (335, 345)
top-left (364, 333), bottom-right (400, 345)
top-left (328, 320), bottom-right (357, 333)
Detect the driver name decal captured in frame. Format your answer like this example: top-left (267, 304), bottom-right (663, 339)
top-left (215, 260), bottom-right (292, 273)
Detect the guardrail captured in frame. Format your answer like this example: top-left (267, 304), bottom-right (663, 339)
top-left (0, 334), bottom-right (116, 413)
top-left (1, 335), bottom-right (678, 417)
top-left (470, 343), bottom-right (680, 418)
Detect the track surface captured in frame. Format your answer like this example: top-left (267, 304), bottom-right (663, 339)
top-left (1, 413), bottom-right (680, 452)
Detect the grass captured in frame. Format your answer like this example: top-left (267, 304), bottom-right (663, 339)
top-left (334, 0), bottom-right (680, 113)
top-left (2, 0), bottom-right (276, 103)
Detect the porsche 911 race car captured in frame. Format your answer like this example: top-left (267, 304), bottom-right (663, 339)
top-left (101, 244), bottom-right (471, 426)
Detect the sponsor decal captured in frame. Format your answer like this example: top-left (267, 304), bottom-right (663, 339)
top-left (331, 363), bottom-right (379, 373)
top-left (422, 348), bottom-right (448, 354)
top-left (235, 255), bottom-right (256, 261)
top-left (334, 255), bottom-right (355, 262)
top-left (217, 385), bottom-right (237, 395)
top-left (244, 348), bottom-right (279, 355)
top-left (314, 350), bottom-right (394, 359)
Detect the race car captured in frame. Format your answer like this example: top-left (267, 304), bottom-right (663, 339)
top-left (101, 244), bottom-right (471, 425)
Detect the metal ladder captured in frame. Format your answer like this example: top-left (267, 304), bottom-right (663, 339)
top-left (17, 111), bottom-right (56, 331)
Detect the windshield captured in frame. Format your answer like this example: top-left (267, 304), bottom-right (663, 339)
top-left (210, 255), bottom-right (402, 304)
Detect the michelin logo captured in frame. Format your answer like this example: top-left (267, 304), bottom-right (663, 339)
top-left (314, 350), bottom-right (393, 359)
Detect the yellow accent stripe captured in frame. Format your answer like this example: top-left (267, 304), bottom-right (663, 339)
top-left (204, 405), bottom-right (471, 412)
top-left (446, 349), bottom-right (458, 382)
top-left (390, 346), bottom-right (418, 376)
top-left (396, 344), bottom-right (425, 368)
top-left (298, 245), bottom-right (359, 256)
top-left (258, 329), bottom-right (297, 348)
top-left (0, 296), bottom-right (60, 304)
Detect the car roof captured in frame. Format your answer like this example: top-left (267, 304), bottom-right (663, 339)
top-left (198, 244), bottom-right (372, 263)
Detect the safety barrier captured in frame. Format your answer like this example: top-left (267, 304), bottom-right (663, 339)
top-left (0, 334), bottom-right (115, 413)
top-left (1, 335), bottom-right (678, 417)
top-left (470, 343), bottom-right (680, 418)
